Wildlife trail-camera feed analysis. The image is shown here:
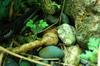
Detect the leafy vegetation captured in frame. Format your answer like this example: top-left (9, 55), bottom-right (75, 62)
top-left (4, 57), bottom-right (18, 66)
top-left (38, 20), bottom-right (48, 28)
top-left (0, 0), bottom-right (11, 19)
top-left (0, 0), bottom-right (99, 66)
top-left (88, 37), bottom-right (100, 50)
top-left (26, 19), bottom-right (48, 33)
top-left (80, 37), bottom-right (100, 62)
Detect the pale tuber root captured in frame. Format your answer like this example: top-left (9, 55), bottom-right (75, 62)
top-left (11, 28), bottom-right (58, 53)
top-left (12, 40), bottom-right (43, 53)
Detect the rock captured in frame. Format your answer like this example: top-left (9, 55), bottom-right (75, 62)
top-left (4, 57), bottom-right (18, 66)
top-left (82, 0), bottom-right (96, 7)
top-left (19, 60), bottom-right (31, 66)
top-left (39, 46), bottom-right (64, 58)
top-left (76, 15), bottom-right (100, 48)
top-left (64, 0), bottom-right (100, 47)
top-left (63, 45), bottom-right (81, 66)
top-left (57, 24), bottom-right (76, 46)
top-left (93, 5), bottom-right (100, 13)
top-left (92, 1), bottom-right (100, 13)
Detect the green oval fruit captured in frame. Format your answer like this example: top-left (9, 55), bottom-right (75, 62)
top-left (19, 60), bottom-right (31, 66)
top-left (39, 46), bottom-right (64, 58)
top-left (4, 57), bottom-right (18, 66)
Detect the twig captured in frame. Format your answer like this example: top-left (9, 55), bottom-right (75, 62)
top-left (53, 62), bottom-right (74, 66)
top-left (0, 46), bottom-right (51, 66)
top-left (22, 53), bottom-right (59, 61)
top-left (59, 0), bottom-right (66, 24)
top-left (0, 39), bottom-right (14, 66)
top-left (0, 52), bottom-right (4, 66)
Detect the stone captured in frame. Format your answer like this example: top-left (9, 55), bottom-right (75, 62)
top-left (39, 46), bottom-right (64, 58)
top-left (64, 0), bottom-right (100, 48)
top-left (63, 45), bottom-right (81, 66)
top-left (57, 24), bottom-right (76, 46)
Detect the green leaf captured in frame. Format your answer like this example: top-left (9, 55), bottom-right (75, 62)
top-left (88, 37), bottom-right (100, 50)
top-left (80, 50), bottom-right (92, 60)
top-left (38, 20), bottom-right (48, 29)
top-left (26, 19), bottom-right (48, 33)
top-left (26, 19), bottom-right (36, 29)
top-left (52, 2), bottom-right (61, 9)
top-left (31, 24), bottom-right (36, 30)
top-left (80, 50), bottom-right (97, 62)
top-left (80, 53), bottom-right (89, 60)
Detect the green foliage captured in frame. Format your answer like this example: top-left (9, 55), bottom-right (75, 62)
top-left (26, 19), bottom-right (48, 33)
top-left (14, 0), bottom-right (23, 12)
top-left (4, 57), bottom-right (18, 66)
top-left (80, 37), bottom-right (100, 62)
top-left (38, 19), bottom-right (48, 29)
top-left (0, 0), bottom-right (11, 19)
top-left (0, 0), bottom-right (11, 6)
top-left (0, 0), bottom-right (39, 20)
top-left (26, 20), bottom-right (36, 30)
top-left (51, 2), bottom-right (61, 9)
top-left (88, 37), bottom-right (100, 50)
top-left (80, 50), bottom-right (97, 62)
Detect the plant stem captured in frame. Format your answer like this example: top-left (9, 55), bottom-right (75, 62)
top-left (0, 46), bottom-right (51, 66)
